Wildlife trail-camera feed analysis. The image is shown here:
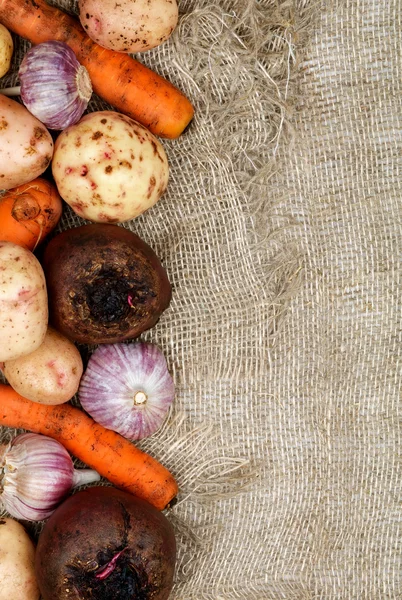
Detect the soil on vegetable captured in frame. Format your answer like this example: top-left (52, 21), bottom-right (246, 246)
top-left (66, 550), bottom-right (152, 600)
top-left (83, 265), bottom-right (156, 325)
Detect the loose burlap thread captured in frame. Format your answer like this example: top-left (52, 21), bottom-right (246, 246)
top-left (1, 0), bottom-right (401, 598)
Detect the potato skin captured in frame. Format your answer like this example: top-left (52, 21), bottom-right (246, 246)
top-left (35, 486), bottom-right (176, 600)
top-left (0, 241), bottom-right (48, 361)
top-left (0, 518), bottom-right (40, 600)
top-left (42, 224), bottom-right (172, 345)
top-left (3, 326), bottom-right (83, 405)
top-left (0, 95), bottom-right (53, 190)
top-left (78, 0), bottom-right (178, 53)
top-left (51, 111), bottom-right (169, 224)
top-left (0, 23), bottom-right (13, 78)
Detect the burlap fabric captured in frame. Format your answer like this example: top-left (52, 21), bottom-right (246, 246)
top-left (1, 0), bottom-right (401, 598)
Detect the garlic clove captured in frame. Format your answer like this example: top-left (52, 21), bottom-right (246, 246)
top-left (79, 342), bottom-right (175, 440)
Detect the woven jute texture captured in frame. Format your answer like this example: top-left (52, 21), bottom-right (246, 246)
top-left (1, 0), bottom-right (401, 598)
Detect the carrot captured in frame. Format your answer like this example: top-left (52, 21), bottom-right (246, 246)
top-left (0, 177), bottom-right (63, 251)
top-left (0, 384), bottom-right (178, 510)
top-left (0, 0), bottom-right (194, 139)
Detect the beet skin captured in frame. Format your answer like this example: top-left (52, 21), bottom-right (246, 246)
top-left (35, 486), bottom-right (176, 600)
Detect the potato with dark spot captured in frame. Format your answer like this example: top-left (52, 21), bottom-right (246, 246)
top-left (35, 486), bottom-right (176, 600)
top-left (52, 111), bottom-right (169, 224)
top-left (0, 95), bottom-right (53, 190)
top-left (78, 0), bottom-right (178, 53)
top-left (0, 241), bottom-right (48, 361)
top-left (0, 24), bottom-right (13, 78)
top-left (42, 223), bottom-right (172, 345)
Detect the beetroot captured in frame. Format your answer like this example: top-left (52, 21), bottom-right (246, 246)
top-left (42, 223), bottom-right (172, 345)
top-left (35, 486), bottom-right (176, 600)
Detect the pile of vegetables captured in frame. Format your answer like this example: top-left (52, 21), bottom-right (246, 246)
top-left (0, 1), bottom-right (194, 598)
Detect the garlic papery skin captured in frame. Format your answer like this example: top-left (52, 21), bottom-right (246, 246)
top-left (79, 342), bottom-right (175, 440)
top-left (0, 433), bottom-right (100, 521)
top-left (19, 40), bottom-right (92, 130)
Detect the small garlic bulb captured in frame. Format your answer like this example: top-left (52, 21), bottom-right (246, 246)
top-left (0, 433), bottom-right (100, 521)
top-left (79, 342), bottom-right (175, 440)
top-left (19, 40), bottom-right (93, 130)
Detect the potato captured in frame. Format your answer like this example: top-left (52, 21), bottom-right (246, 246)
top-left (3, 326), bottom-right (84, 405)
top-left (0, 241), bottom-right (48, 362)
top-left (0, 95), bottom-right (53, 190)
top-left (52, 111), bottom-right (169, 224)
top-left (0, 24), bottom-right (13, 78)
top-left (0, 517), bottom-right (40, 600)
top-left (78, 0), bottom-right (178, 53)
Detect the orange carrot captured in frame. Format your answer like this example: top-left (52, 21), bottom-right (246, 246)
top-left (0, 0), bottom-right (194, 139)
top-left (0, 177), bottom-right (63, 251)
top-left (0, 384), bottom-right (178, 510)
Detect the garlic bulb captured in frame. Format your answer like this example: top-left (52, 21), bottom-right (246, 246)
top-left (79, 342), bottom-right (175, 440)
top-left (18, 40), bottom-right (92, 130)
top-left (0, 433), bottom-right (100, 521)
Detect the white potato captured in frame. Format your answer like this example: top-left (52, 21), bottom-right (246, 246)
top-left (0, 95), bottom-right (53, 190)
top-left (3, 326), bottom-right (84, 405)
top-left (0, 24), bottom-right (13, 78)
top-left (78, 0), bottom-right (178, 53)
top-left (52, 110), bottom-right (169, 223)
top-left (0, 241), bottom-right (48, 362)
top-left (0, 518), bottom-right (40, 600)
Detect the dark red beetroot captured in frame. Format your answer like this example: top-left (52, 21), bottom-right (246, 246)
top-left (42, 223), bottom-right (172, 344)
top-left (35, 486), bottom-right (176, 600)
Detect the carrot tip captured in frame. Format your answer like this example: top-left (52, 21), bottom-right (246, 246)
top-left (181, 117), bottom-right (194, 136)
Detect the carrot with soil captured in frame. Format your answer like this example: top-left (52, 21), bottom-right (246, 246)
top-left (0, 384), bottom-right (178, 510)
top-left (0, 0), bottom-right (194, 139)
top-left (0, 177), bottom-right (62, 250)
